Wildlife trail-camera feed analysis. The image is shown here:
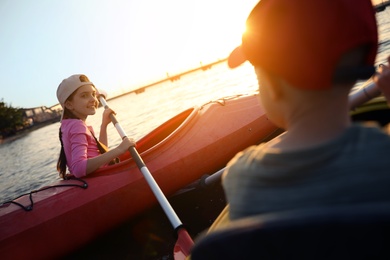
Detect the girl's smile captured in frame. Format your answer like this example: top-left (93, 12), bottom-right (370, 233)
top-left (65, 84), bottom-right (98, 121)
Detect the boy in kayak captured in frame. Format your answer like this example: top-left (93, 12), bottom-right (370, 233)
top-left (220, 0), bottom-right (390, 221)
top-left (56, 74), bottom-right (135, 179)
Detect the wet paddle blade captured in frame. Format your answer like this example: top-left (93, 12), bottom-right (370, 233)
top-left (174, 228), bottom-right (194, 260)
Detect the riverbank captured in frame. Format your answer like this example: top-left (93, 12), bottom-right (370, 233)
top-left (0, 118), bottom-right (59, 145)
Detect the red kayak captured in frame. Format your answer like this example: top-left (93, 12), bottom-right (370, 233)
top-left (0, 93), bottom-right (279, 259)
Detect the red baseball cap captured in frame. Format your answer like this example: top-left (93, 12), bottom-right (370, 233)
top-left (228, 0), bottom-right (378, 90)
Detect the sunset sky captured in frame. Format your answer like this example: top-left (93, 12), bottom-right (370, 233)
top-left (0, 0), bottom-right (384, 108)
top-left (0, 0), bottom-right (258, 108)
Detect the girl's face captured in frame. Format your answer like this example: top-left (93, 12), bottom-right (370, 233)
top-left (65, 84), bottom-right (98, 121)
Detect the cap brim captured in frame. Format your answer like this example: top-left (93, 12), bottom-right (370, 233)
top-left (227, 46), bottom-right (247, 68)
top-left (97, 89), bottom-right (108, 99)
top-left (60, 107), bottom-right (64, 121)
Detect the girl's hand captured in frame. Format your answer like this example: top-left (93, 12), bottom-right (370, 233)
top-left (118, 137), bottom-right (136, 153)
top-left (374, 56), bottom-right (390, 102)
top-left (102, 108), bottom-right (115, 127)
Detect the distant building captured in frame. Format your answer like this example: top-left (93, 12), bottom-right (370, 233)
top-left (22, 104), bottom-right (61, 126)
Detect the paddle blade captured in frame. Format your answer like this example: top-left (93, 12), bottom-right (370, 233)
top-left (174, 228), bottom-right (194, 260)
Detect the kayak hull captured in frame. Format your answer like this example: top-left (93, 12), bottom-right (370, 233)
top-left (0, 94), bottom-right (279, 259)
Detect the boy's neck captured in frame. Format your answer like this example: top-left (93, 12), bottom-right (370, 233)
top-left (267, 100), bottom-right (351, 151)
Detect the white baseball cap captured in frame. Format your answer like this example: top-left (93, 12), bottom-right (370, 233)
top-left (56, 74), bottom-right (94, 119)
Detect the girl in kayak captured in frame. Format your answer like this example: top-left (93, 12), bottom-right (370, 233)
top-left (56, 74), bottom-right (135, 179)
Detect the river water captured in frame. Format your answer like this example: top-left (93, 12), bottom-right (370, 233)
top-left (0, 61), bottom-right (259, 203)
top-left (2, 9), bottom-right (390, 204)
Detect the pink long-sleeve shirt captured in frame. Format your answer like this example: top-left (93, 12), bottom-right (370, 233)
top-left (61, 119), bottom-right (100, 177)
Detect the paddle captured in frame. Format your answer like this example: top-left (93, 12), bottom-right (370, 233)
top-left (97, 94), bottom-right (194, 259)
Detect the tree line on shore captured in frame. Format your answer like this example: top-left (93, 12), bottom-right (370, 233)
top-left (0, 99), bottom-right (24, 138)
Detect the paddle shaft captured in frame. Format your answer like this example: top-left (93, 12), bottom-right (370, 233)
top-left (98, 96), bottom-right (183, 230)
